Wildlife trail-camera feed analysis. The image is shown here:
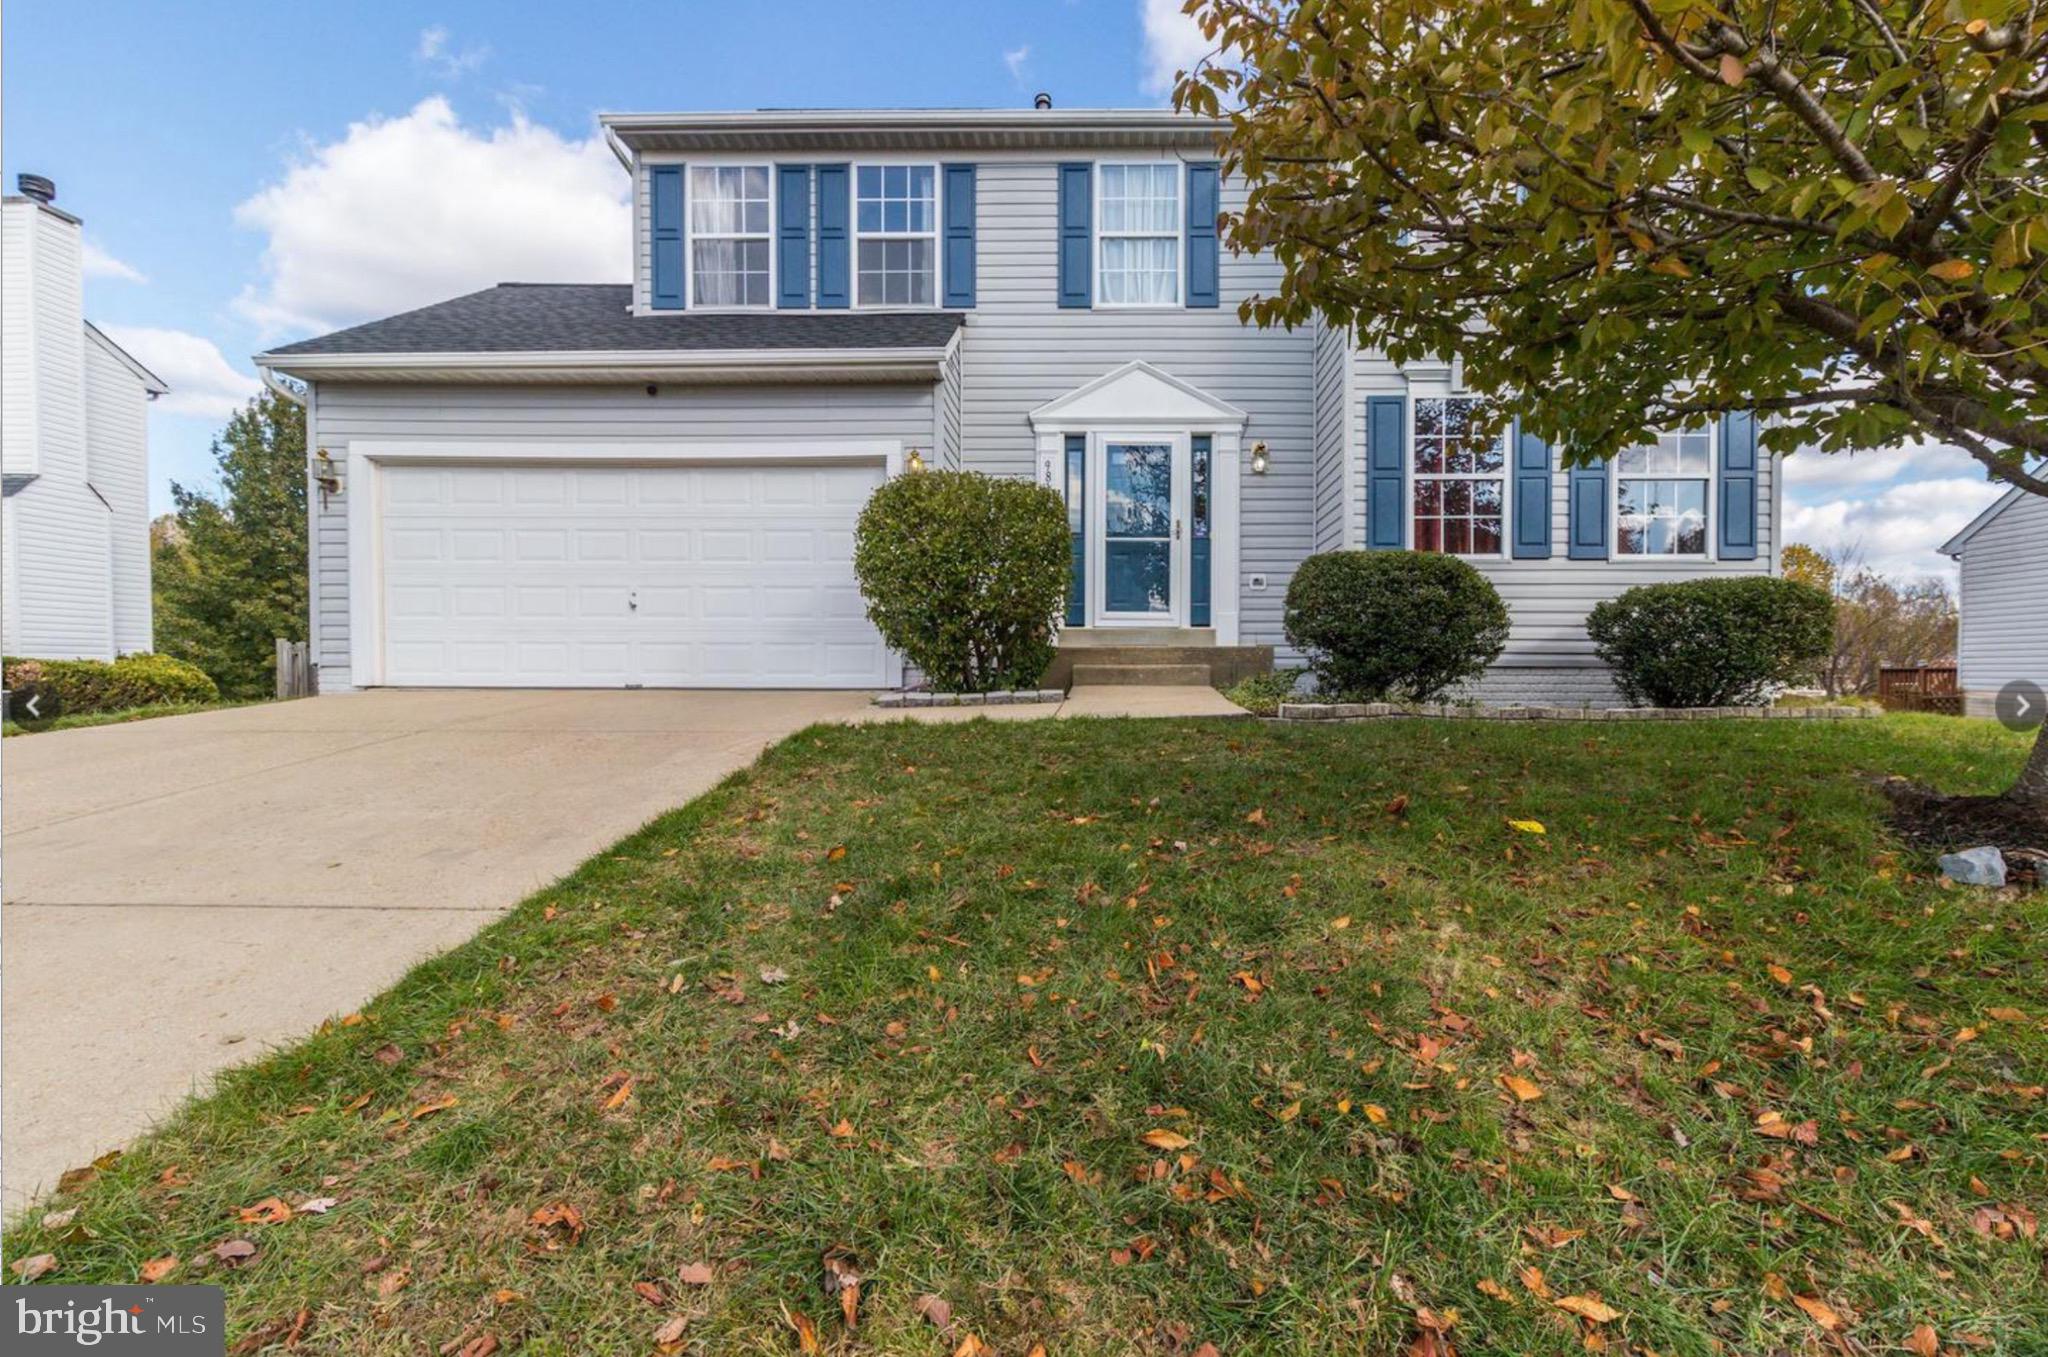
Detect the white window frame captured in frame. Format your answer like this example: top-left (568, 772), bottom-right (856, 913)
top-left (683, 160), bottom-right (775, 311)
top-left (852, 160), bottom-right (940, 310)
top-left (1613, 425), bottom-right (1717, 561)
top-left (1094, 160), bottom-right (1184, 309)
top-left (1407, 389), bottom-right (1509, 560)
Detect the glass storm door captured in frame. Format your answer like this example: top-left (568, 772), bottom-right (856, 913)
top-left (1096, 436), bottom-right (1186, 624)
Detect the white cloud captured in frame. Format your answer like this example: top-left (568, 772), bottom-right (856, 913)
top-left (81, 240), bottom-right (145, 283)
top-left (1782, 438), bottom-right (1984, 492)
top-left (232, 96), bottom-right (629, 338)
top-left (1004, 45), bottom-right (1031, 86)
top-left (1139, 0), bottom-right (1211, 98)
top-left (415, 25), bottom-right (488, 80)
top-left (100, 325), bottom-right (261, 419)
top-left (1785, 475), bottom-right (2004, 581)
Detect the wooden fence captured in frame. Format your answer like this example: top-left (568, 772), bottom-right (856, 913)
top-left (275, 639), bottom-right (314, 699)
top-left (1877, 664), bottom-right (1960, 715)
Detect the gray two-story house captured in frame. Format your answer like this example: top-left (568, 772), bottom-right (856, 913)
top-left (255, 106), bottom-right (1782, 702)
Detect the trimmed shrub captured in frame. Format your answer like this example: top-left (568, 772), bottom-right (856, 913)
top-left (3, 653), bottom-right (220, 716)
top-left (853, 469), bottom-right (1071, 692)
top-left (1222, 666), bottom-right (1305, 717)
top-left (1586, 577), bottom-right (1834, 708)
top-left (1283, 551), bottom-right (1510, 701)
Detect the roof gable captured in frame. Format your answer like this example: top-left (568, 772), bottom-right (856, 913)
top-left (1028, 360), bottom-right (1247, 430)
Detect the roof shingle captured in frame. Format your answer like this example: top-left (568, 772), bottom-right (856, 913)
top-left (262, 285), bottom-right (964, 358)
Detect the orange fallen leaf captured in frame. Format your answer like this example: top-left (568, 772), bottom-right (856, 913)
top-left (829, 1119), bottom-right (855, 1139)
top-left (1793, 1294), bottom-right (1844, 1332)
top-left (1477, 1278), bottom-right (1513, 1302)
top-left (1363, 1103), bottom-right (1389, 1124)
top-left (1554, 1294), bottom-right (1620, 1324)
top-left (140, 1255), bottom-right (179, 1283)
top-left (1245, 807), bottom-right (1267, 826)
top-left (789, 1309), bottom-right (821, 1355)
top-left (411, 1093), bottom-right (458, 1120)
top-left (1768, 963), bottom-right (1794, 985)
top-left (237, 1197), bottom-right (293, 1226)
top-left (1908, 1324), bottom-right (1939, 1357)
top-left (678, 1262), bottom-right (715, 1286)
top-left (602, 1078), bottom-right (635, 1112)
top-left (1501, 1074), bottom-right (1544, 1102)
top-left (1140, 1128), bottom-right (1192, 1151)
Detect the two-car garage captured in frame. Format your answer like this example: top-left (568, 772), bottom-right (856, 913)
top-left (367, 457), bottom-right (891, 690)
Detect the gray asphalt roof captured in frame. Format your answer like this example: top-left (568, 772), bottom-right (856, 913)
top-left (262, 285), bottom-right (966, 357)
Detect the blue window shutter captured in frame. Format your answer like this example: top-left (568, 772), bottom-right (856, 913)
top-left (1717, 410), bottom-right (1759, 559)
top-left (1186, 162), bottom-right (1220, 308)
top-left (1191, 434), bottom-right (1213, 625)
top-left (816, 164), bottom-right (850, 309)
top-left (1057, 163), bottom-right (1092, 308)
top-left (1567, 458), bottom-right (1610, 559)
top-left (1511, 422), bottom-right (1553, 559)
top-left (942, 163), bottom-right (977, 308)
top-left (651, 166), bottom-right (684, 310)
top-left (1065, 434), bottom-right (1087, 626)
top-left (1366, 395), bottom-right (1407, 549)
top-left (776, 165), bottom-right (811, 309)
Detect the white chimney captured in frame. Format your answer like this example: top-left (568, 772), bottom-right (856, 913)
top-left (3, 174), bottom-right (87, 480)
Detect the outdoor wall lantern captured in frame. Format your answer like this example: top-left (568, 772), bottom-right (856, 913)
top-left (1250, 441), bottom-right (1270, 475)
top-left (905, 448), bottom-right (927, 473)
top-left (313, 448), bottom-right (343, 506)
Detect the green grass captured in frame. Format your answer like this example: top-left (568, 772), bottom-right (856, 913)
top-left (7, 715), bottom-right (2044, 1356)
top-left (2, 699), bottom-right (266, 737)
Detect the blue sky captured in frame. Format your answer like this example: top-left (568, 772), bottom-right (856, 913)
top-left (2, 0), bottom-right (1995, 577)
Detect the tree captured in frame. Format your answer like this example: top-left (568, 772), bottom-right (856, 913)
top-left (1786, 542), bottom-right (1958, 698)
top-left (1177, 0), bottom-right (2048, 805)
top-left (153, 393), bottom-right (308, 699)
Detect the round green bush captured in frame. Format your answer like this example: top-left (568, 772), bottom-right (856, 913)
top-left (1283, 551), bottom-right (1510, 701)
top-left (1586, 577), bottom-right (1834, 708)
top-left (853, 469), bottom-right (1071, 693)
top-left (3, 653), bottom-right (220, 716)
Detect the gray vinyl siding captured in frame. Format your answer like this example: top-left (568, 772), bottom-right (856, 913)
top-left (1349, 352), bottom-right (1780, 671)
top-left (954, 157), bottom-right (1315, 648)
top-left (83, 336), bottom-right (153, 655)
top-left (306, 381), bottom-right (934, 689)
top-left (1310, 319), bottom-right (1349, 552)
top-left (1953, 492), bottom-right (2048, 715)
top-left (937, 338), bottom-right (963, 469)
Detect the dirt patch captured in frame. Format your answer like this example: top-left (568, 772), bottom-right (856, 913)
top-left (1880, 777), bottom-right (2048, 885)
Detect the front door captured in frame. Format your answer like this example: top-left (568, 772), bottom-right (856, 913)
top-left (1094, 434), bottom-right (1188, 626)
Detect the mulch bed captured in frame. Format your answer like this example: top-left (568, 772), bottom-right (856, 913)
top-left (1881, 777), bottom-right (2048, 887)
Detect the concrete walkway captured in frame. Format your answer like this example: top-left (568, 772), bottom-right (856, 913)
top-left (1, 684), bottom-right (1240, 1206)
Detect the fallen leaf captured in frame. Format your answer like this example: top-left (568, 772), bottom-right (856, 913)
top-left (1554, 1294), bottom-right (1621, 1324)
top-left (759, 966), bottom-right (790, 985)
top-left (1793, 1294), bottom-right (1844, 1332)
top-left (12, 1253), bottom-right (57, 1281)
top-left (411, 1093), bottom-right (458, 1120)
top-left (140, 1255), bottom-right (180, 1283)
top-left (653, 1315), bottom-right (689, 1348)
top-left (377, 1266), bottom-right (412, 1299)
top-left (603, 1078), bottom-right (636, 1112)
top-left (1245, 807), bottom-right (1268, 826)
top-left (238, 1196), bottom-right (293, 1226)
top-left (1768, 963), bottom-right (1794, 985)
top-left (211, 1239), bottom-right (257, 1267)
top-left (1909, 1324), bottom-right (1939, 1357)
top-left (1518, 1265), bottom-right (1552, 1298)
top-left (1508, 819), bottom-right (1545, 834)
top-left (40, 1209), bottom-right (77, 1230)
top-left (634, 1281), bottom-right (666, 1306)
top-left (1275, 1100), bottom-right (1303, 1123)
top-left (952, 1337), bottom-right (992, 1357)
top-left (1140, 1128), bottom-right (1192, 1151)
top-left (789, 1309), bottom-right (822, 1355)
top-left (991, 1141), bottom-right (1025, 1166)
top-left (1501, 1074), bottom-right (1544, 1102)
top-left (829, 1119), bottom-right (855, 1139)
top-left (678, 1262), bottom-right (716, 1285)
top-left (915, 1293), bottom-right (954, 1332)
top-left (1477, 1278), bottom-right (1514, 1302)
top-left (1363, 1103), bottom-right (1390, 1125)
top-left (298, 1196), bottom-right (339, 1215)
top-left (457, 1334), bottom-right (500, 1357)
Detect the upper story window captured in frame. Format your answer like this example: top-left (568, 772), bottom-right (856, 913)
top-left (1098, 164), bottom-right (1181, 306)
top-left (856, 165), bottom-right (937, 306)
top-left (688, 165), bottom-right (772, 307)
top-left (1616, 428), bottom-right (1712, 555)
top-left (1412, 395), bottom-right (1506, 555)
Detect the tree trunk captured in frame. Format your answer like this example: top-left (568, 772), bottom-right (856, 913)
top-left (2003, 721), bottom-right (2048, 806)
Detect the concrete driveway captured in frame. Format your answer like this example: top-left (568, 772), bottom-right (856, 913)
top-left (1, 689), bottom-right (871, 1206)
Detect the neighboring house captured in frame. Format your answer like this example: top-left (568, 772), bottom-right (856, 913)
top-left (2, 175), bottom-right (166, 662)
top-left (254, 106), bottom-right (1781, 701)
top-left (1940, 487), bottom-right (2047, 718)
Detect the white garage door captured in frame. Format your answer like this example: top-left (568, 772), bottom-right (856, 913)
top-left (378, 462), bottom-right (888, 688)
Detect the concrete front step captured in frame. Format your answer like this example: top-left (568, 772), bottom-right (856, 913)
top-left (1060, 627), bottom-right (1218, 649)
top-left (1043, 642), bottom-right (1274, 691)
top-left (1069, 662), bottom-right (1214, 687)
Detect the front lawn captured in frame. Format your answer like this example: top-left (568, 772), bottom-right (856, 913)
top-left (7, 715), bottom-right (2043, 1355)
top-left (2, 699), bottom-right (266, 737)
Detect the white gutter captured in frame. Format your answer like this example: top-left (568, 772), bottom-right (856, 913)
top-left (600, 107), bottom-right (1220, 134)
top-left (261, 368), bottom-right (307, 406)
top-left (255, 346), bottom-right (951, 376)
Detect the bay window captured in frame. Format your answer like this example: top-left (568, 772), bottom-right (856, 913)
top-left (687, 165), bottom-right (772, 307)
top-left (856, 165), bottom-right (937, 306)
top-left (1098, 163), bottom-right (1181, 306)
top-left (1616, 428), bottom-right (1712, 555)
top-left (1412, 395), bottom-right (1506, 555)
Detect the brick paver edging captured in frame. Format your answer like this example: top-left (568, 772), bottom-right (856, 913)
top-left (1277, 702), bottom-right (1881, 723)
top-left (874, 689), bottom-right (1067, 708)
